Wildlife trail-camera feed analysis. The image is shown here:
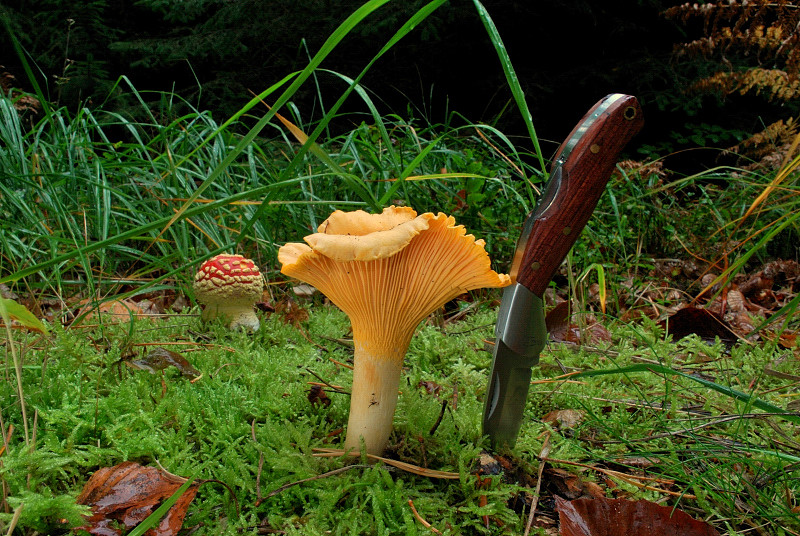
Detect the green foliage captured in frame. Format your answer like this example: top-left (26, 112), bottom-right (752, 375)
top-left (2, 303), bottom-right (799, 534)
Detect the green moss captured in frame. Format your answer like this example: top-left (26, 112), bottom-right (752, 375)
top-left (1, 304), bottom-right (799, 534)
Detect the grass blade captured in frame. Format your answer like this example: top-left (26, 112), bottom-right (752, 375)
top-left (166, 0), bottom-right (394, 232)
top-left (126, 477), bottom-right (196, 536)
top-left (471, 0), bottom-right (547, 183)
top-left (574, 363), bottom-right (800, 424)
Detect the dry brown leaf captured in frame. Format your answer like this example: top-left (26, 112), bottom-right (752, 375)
top-left (307, 385), bottom-right (332, 407)
top-left (659, 306), bottom-right (740, 346)
top-left (76, 461), bottom-right (199, 536)
top-left (274, 296), bottom-right (309, 327)
top-left (556, 496), bottom-right (721, 536)
top-left (545, 467), bottom-right (604, 500)
top-left (541, 409), bottom-right (585, 431)
top-left (76, 298), bottom-right (148, 323)
top-left (546, 302), bottom-right (611, 345)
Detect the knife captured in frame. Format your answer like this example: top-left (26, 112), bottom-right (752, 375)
top-left (482, 93), bottom-right (644, 449)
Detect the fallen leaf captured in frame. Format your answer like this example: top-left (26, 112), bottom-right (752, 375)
top-left (0, 283), bottom-right (18, 300)
top-left (546, 302), bottom-right (612, 345)
top-left (127, 348), bottom-right (200, 379)
top-left (545, 468), bottom-right (604, 500)
top-left (778, 331), bottom-right (797, 349)
top-left (418, 380), bottom-right (443, 397)
top-left (76, 461), bottom-right (199, 536)
top-left (542, 409), bottom-right (585, 431)
top-left (546, 301), bottom-right (571, 338)
top-left (307, 385), bottom-right (331, 407)
top-left (274, 296), bottom-right (309, 327)
top-left (76, 298), bottom-right (147, 323)
top-left (659, 306), bottom-right (739, 346)
top-left (556, 496), bottom-right (720, 536)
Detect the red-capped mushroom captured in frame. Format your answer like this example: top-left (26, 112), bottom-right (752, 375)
top-left (193, 254), bottom-right (264, 330)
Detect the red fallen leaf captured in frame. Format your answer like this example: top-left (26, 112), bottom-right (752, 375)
top-left (556, 496), bottom-right (720, 536)
top-left (659, 306), bottom-right (739, 346)
top-left (76, 461), bottom-right (199, 536)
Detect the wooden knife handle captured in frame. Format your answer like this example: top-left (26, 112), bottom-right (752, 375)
top-left (516, 94), bottom-right (644, 296)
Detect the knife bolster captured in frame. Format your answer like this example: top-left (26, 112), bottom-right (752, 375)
top-left (495, 283), bottom-right (547, 367)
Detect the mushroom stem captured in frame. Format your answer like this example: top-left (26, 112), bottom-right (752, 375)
top-left (201, 302), bottom-right (259, 331)
top-left (344, 333), bottom-right (409, 455)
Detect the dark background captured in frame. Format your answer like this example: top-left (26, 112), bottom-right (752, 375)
top-left (0, 0), bottom-right (787, 167)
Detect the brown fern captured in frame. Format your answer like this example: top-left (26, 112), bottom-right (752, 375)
top-left (728, 117), bottom-right (800, 169)
top-left (666, 0), bottom-right (800, 168)
top-left (665, 0), bottom-right (800, 79)
top-left (693, 68), bottom-right (800, 101)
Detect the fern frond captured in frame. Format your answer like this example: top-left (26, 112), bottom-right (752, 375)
top-left (728, 118), bottom-right (800, 170)
top-left (691, 68), bottom-right (800, 101)
top-left (666, 0), bottom-right (800, 77)
top-left (739, 67), bottom-right (800, 100)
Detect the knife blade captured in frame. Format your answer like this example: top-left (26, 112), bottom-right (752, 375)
top-left (482, 93), bottom-right (644, 449)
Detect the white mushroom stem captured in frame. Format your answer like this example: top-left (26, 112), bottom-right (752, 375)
top-left (344, 333), bottom-right (408, 455)
top-left (201, 301), bottom-right (260, 331)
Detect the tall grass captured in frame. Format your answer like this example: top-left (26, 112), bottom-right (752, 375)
top-left (0, 0), bottom-right (546, 309)
top-left (0, 84), bottom-right (538, 299)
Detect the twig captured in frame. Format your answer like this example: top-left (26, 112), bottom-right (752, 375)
top-left (429, 400), bottom-right (448, 436)
top-left (5, 502), bottom-right (23, 536)
top-left (251, 419), bottom-right (264, 506)
top-left (523, 432), bottom-right (550, 536)
top-left (305, 367), bottom-right (350, 395)
top-left (318, 335), bottom-right (354, 348)
top-left (4, 321), bottom-right (29, 446)
top-left (443, 299), bottom-right (485, 325)
top-left (0, 423), bottom-right (11, 457)
top-left (408, 499), bottom-right (442, 534)
top-left (313, 448), bottom-right (460, 479)
top-left (295, 324), bottom-right (328, 351)
top-left (266, 465), bottom-right (369, 498)
top-left (329, 358), bottom-right (353, 370)
top-left (595, 412), bottom-right (792, 444)
top-left (542, 456), bottom-right (695, 499)
top-left (308, 381), bottom-right (347, 392)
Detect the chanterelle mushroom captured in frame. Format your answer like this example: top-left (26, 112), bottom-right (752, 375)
top-left (279, 206), bottom-right (510, 455)
top-left (194, 254), bottom-right (264, 331)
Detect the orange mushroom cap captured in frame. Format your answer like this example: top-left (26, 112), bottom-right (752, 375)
top-left (280, 206), bottom-right (509, 340)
